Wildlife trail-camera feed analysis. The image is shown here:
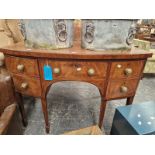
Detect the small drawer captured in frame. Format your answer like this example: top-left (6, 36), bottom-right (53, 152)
top-left (40, 60), bottom-right (108, 80)
top-left (109, 60), bottom-right (145, 79)
top-left (12, 74), bottom-right (41, 97)
top-left (106, 79), bottom-right (139, 99)
top-left (5, 56), bottom-right (39, 77)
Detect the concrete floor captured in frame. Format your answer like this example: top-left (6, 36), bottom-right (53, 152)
top-left (21, 76), bottom-right (155, 135)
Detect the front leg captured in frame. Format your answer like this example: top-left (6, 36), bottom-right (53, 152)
top-left (98, 98), bottom-right (107, 128)
top-left (41, 97), bottom-right (49, 133)
top-left (126, 95), bottom-right (135, 105)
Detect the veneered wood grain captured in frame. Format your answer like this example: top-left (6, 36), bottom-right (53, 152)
top-left (106, 79), bottom-right (139, 99)
top-left (39, 59), bottom-right (108, 80)
top-left (12, 74), bottom-right (41, 97)
top-left (5, 55), bottom-right (39, 77)
top-left (109, 60), bottom-right (145, 79)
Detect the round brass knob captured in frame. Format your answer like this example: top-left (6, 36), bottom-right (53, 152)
top-left (17, 64), bottom-right (25, 72)
top-left (88, 68), bottom-right (95, 76)
top-left (53, 67), bottom-right (60, 74)
top-left (21, 82), bottom-right (28, 89)
top-left (120, 86), bottom-right (128, 93)
top-left (124, 68), bottom-right (132, 76)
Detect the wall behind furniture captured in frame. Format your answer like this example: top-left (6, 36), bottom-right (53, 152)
top-left (0, 19), bottom-right (24, 47)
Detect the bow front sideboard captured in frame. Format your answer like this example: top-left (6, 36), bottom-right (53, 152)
top-left (0, 42), bottom-right (152, 133)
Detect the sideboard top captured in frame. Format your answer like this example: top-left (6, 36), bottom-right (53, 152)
top-left (0, 41), bottom-right (153, 60)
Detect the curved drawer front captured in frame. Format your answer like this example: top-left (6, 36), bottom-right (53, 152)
top-left (40, 60), bottom-right (108, 80)
top-left (106, 79), bottom-right (139, 99)
top-left (12, 74), bottom-right (41, 97)
top-left (109, 60), bottom-right (145, 79)
top-left (5, 56), bottom-right (39, 77)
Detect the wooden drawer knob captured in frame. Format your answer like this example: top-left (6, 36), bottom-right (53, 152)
top-left (120, 86), bottom-right (128, 93)
top-left (124, 68), bottom-right (132, 76)
top-left (53, 67), bottom-right (60, 74)
top-left (21, 82), bottom-right (28, 89)
top-left (88, 68), bottom-right (95, 76)
top-left (17, 64), bottom-right (25, 72)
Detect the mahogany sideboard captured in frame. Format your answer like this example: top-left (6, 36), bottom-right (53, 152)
top-left (0, 42), bottom-right (152, 133)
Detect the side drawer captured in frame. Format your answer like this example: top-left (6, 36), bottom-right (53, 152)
top-left (109, 60), bottom-right (145, 79)
top-left (106, 79), bottom-right (139, 99)
top-left (12, 74), bottom-right (41, 97)
top-left (5, 56), bottom-right (39, 77)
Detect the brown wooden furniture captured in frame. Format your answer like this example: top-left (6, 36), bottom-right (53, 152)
top-left (0, 41), bottom-right (152, 133)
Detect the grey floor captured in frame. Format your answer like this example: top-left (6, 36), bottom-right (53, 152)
top-left (21, 76), bottom-right (155, 135)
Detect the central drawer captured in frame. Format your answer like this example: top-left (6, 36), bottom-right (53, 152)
top-left (39, 60), bottom-right (108, 80)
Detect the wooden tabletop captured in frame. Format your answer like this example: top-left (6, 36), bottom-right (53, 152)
top-left (0, 41), bottom-right (153, 60)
